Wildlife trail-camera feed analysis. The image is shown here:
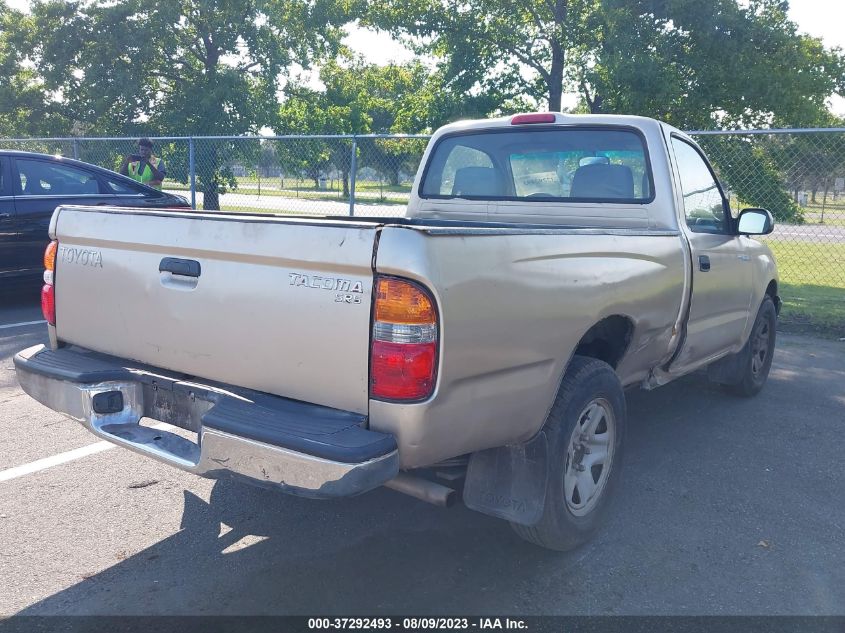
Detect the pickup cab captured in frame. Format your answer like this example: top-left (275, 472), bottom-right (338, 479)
top-left (14, 114), bottom-right (779, 550)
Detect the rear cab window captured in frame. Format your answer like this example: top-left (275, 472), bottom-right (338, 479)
top-left (420, 127), bottom-right (654, 203)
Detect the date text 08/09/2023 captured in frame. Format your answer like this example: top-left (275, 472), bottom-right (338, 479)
top-left (307, 618), bottom-right (529, 630)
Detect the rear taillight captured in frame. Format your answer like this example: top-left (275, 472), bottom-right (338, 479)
top-left (370, 277), bottom-right (438, 401)
top-left (42, 240), bottom-right (58, 325)
top-left (41, 284), bottom-right (55, 326)
top-left (44, 240), bottom-right (58, 272)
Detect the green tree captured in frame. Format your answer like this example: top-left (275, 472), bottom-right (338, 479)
top-left (26, 0), bottom-right (356, 208)
top-left (0, 2), bottom-right (65, 136)
top-left (578, 0), bottom-right (845, 129)
top-left (697, 134), bottom-right (803, 222)
top-left (278, 58), bottom-right (498, 195)
top-left (368, 0), bottom-right (845, 126)
top-left (369, 0), bottom-right (844, 220)
top-left (367, 0), bottom-right (582, 111)
top-left (276, 89), bottom-right (338, 190)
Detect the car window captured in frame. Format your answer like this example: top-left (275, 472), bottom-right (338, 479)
top-left (430, 146), bottom-right (494, 196)
top-left (104, 175), bottom-right (147, 195)
top-left (420, 128), bottom-right (652, 202)
top-left (15, 158), bottom-right (103, 196)
top-left (671, 138), bottom-right (729, 234)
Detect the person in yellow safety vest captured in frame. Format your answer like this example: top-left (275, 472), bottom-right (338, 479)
top-left (119, 137), bottom-right (167, 190)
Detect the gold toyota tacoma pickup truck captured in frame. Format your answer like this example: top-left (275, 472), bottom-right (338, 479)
top-left (14, 114), bottom-right (779, 551)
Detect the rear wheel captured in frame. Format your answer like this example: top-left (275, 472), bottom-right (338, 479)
top-left (511, 356), bottom-right (626, 551)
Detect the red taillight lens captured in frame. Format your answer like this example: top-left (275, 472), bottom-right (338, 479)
top-left (41, 284), bottom-right (56, 325)
top-left (370, 277), bottom-right (438, 402)
top-left (371, 340), bottom-right (437, 400)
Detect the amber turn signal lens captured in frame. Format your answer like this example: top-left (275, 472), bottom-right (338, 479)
top-left (44, 240), bottom-right (58, 272)
top-left (375, 278), bottom-right (435, 325)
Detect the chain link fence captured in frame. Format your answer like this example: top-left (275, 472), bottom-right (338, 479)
top-left (1, 130), bottom-right (843, 334)
top-left (694, 130), bottom-right (845, 335)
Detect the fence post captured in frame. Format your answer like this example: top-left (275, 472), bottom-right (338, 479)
top-left (188, 137), bottom-right (196, 210)
top-left (72, 139), bottom-right (79, 160)
top-left (349, 138), bottom-right (357, 217)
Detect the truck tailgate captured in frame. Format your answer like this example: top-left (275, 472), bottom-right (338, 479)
top-left (52, 207), bottom-right (379, 414)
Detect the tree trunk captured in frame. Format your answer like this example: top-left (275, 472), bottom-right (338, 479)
top-left (342, 169), bottom-right (350, 197)
top-left (548, 80), bottom-right (563, 112)
top-left (548, 38), bottom-right (565, 112)
top-left (203, 188), bottom-right (220, 211)
top-left (198, 141), bottom-right (221, 211)
top-left (389, 167), bottom-right (400, 187)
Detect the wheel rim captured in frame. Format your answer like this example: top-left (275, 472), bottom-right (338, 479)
top-left (750, 318), bottom-right (771, 377)
top-left (563, 398), bottom-right (616, 517)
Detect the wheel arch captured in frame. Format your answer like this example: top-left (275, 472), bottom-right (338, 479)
top-left (765, 279), bottom-right (781, 314)
top-left (571, 315), bottom-right (635, 370)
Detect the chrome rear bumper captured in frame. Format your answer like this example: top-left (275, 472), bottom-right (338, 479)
top-left (14, 345), bottom-right (398, 498)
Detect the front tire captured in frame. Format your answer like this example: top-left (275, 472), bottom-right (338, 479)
top-left (511, 356), bottom-right (626, 551)
top-left (724, 296), bottom-right (777, 397)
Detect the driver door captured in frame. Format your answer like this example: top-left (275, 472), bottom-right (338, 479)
top-left (669, 136), bottom-right (753, 369)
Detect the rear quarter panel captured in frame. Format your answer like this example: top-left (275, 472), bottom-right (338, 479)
top-left (370, 226), bottom-right (687, 468)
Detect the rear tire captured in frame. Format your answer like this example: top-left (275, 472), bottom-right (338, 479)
top-left (511, 356), bottom-right (626, 551)
top-left (724, 296), bottom-right (777, 397)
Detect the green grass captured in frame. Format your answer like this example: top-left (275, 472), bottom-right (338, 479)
top-left (356, 181), bottom-right (412, 194)
top-left (799, 202), bottom-right (845, 227)
top-left (763, 239), bottom-right (845, 337)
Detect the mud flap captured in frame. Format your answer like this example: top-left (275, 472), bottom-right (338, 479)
top-left (706, 347), bottom-right (746, 385)
top-left (462, 431), bottom-right (549, 526)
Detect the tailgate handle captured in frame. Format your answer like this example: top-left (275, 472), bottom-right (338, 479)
top-left (160, 257), bottom-right (201, 278)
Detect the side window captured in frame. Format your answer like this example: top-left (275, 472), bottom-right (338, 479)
top-left (15, 158), bottom-right (103, 196)
top-left (671, 138), bottom-right (729, 234)
top-left (104, 175), bottom-right (146, 195)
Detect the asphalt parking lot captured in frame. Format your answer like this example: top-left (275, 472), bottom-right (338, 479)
top-left (1, 287), bottom-right (843, 616)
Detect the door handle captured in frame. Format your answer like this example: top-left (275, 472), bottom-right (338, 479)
top-left (159, 257), bottom-right (201, 278)
top-left (699, 255), bottom-right (711, 272)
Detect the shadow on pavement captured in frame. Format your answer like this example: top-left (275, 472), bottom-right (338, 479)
top-left (14, 336), bottom-right (845, 615)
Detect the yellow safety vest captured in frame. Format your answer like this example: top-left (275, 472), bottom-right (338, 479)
top-left (127, 156), bottom-right (163, 190)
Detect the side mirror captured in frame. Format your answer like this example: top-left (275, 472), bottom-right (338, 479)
top-left (737, 208), bottom-right (774, 235)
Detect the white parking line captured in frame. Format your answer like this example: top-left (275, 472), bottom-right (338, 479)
top-left (0, 441), bottom-right (115, 482)
top-left (0, 319), bottom-right (46, 331)
top-left (0, 422), bottom-right (173, 483)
